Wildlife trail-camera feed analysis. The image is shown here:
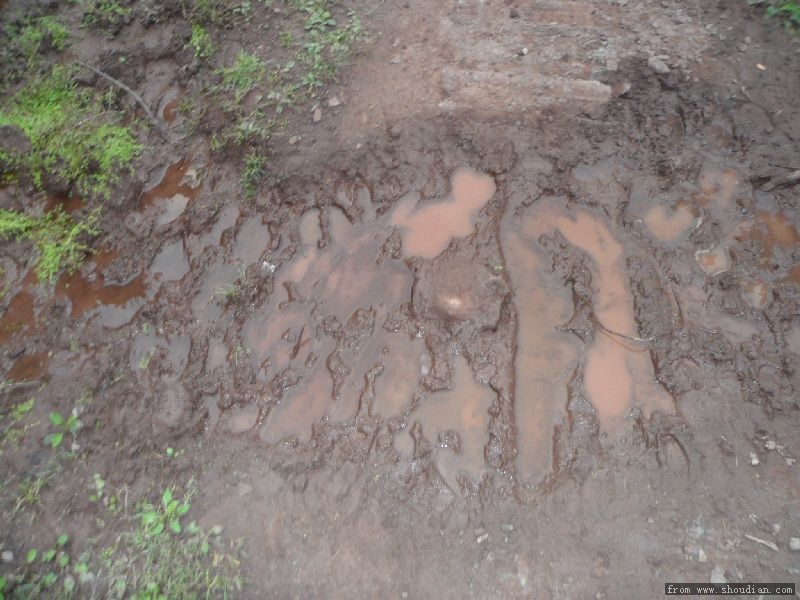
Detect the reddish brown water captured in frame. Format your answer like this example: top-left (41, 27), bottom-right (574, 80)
top-left (407, 357), bottom-right (492, 492)
top-left (56, 251), bottom-right (146, 319)
top-left (695, 246), bottom-right (730, 276)
top-left (505, 199), bottom-right (673, 437)
top-left (162, 97), bottom-right (180, 124)
top-left (390, 166), bottom-right (495, 259)
top-left (7, 351), bottom-right (49, 382)
top-left (141, 159), bottom-right (200, 209)
top-left (0, 290), bottom-right (36, 344)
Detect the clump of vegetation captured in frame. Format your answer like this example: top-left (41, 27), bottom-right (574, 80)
top-left (80, 0), bottom-right (131, 35)
top-left (0, 206), bottom-right (100, 282)
top-left (188, 23), bottom-right (215, 59)
top-left (750, 0), bottom-right (800, 28)
top-left (184, 0), bottom-right (253, 27)
top-left (241, 152), bottom-right (266, 199)
top-left (2, 486), bottom-right (243, 599)
top-left (0, 66), bottom-right (142, 198)
top-left (217, 51), bottom-right (267, 101)
top-left (4, 16), bottom-right (70, 67)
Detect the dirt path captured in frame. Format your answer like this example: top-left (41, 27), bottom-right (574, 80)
top-left (2, 0), bottom-right (800, 598)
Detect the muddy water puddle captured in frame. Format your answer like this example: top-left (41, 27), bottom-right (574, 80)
top-left (141, 159), bottom-right (200, 226)
top-left (504, 198), bottom-right (673, 478)
top-left (390, 166), bottom-right (495, 259)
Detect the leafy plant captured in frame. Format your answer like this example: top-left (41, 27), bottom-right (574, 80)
top-left (0, 206), bottom-right (100, 282)
top-left (767, 0), bottom-right (800, 27)
top-left (0, 65), bottom-right (142, 198)
top-left (81, 0), bottom-right (131, 33)
top-left (44, 410), bottom-right (82, 450)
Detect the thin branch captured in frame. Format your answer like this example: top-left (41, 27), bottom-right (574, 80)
top-left (74, 60), bottom-right (168, 139)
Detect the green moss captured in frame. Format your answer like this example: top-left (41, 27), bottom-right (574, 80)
top-left (0, 66), bottom-right (142, 198)
top-left (0, 207), bottom-right (100, 282)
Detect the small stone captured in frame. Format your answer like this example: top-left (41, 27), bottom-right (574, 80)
top-left (772, 523), bottom-right (781, 535)
top-left (648, 56), bottom-right (670, 74)
top-left (288, 135), bottom-right (300, 145)
top-left (749, 452), bottom-right (760, 466)
top-left (710, 566), bottom-right (726, 585)
top-left (756, 63), bottom-right (766, 71)
top-left (765, 440), bottom-right (777, 451)
top-left (477, 533), bottom-right (489, 544)
top-left (327, 96), bottom-right (341, 107)
top-left (2, 550), bottom-right (13, 563)
top-left (312, 108), bottom-right (322, 123)
top-left (518, 47), bottom-right (528, 56)
top-left (698, 549), bottom-right (708, 563)
top-left (790, 538), bottom-right (800, 552)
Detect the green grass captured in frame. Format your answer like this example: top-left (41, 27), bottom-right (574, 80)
top-left (217, 51), bottom-right (267, 101)
top-left (4, 16), bottom-right (70, 67)
top-left (0, 206), bottom-right (100, 282)
top-left (241, 153), bottom-right (265, 199)
top-left (0, 65), bottom-right (142, 198)
top-left (80, 0), bottom-right (131, 33)
top-left (188, 23), bottom-right (216, 60)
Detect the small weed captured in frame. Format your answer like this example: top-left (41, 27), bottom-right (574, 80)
top-left (215, 264), bottom-right (249, 300)
top-left (217, 51), bottom-right (267, 101)
top-left (44, 410), bottom-right (82, 450)
top-left (13, 464), bottom-right (59, 517)
top-left (188, 23), bottom-right (215, 59)
top-left (241, 153), bottom-right (266, 199)
top-left (0, 206), bottom-right (100, 282)
top-left (0, 65), bottom-right (142, 198)
top-left (189, 0), bottom-right (253, 27)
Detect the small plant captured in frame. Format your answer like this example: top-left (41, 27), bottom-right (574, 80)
top-left (215, 264), bottom-right (249, 300)
top-left (188, 23), bottom-right (215, 59)
top-left (0, 65), bottom-right (142, 198)
top-left (0, 206), bottom-right (100, 282)
top-left (217, 51), bottom-right (266, 101)
top-left (1, 398), bottom-right (36, 450)
top-left (241, 153), bottom-right (266, 200)
top-left (44, 409), bottom-right (82, 450)
top-left (13, 463), bottom-right (59, 516)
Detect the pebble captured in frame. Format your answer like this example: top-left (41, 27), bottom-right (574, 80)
top-left (790, 538), bottom-right (800, 552)
top-left (327, 96), bottom-right (341, 107)
top-left (765, 440), bottom-right (776, 450)
top-left (698, 549), bottom-right (708, 563)
top-left (1, 550), bottom-right (13, 563)
top-left (749, 452), bottom-right (759, 466)
top-left (648, 56), bottom-right (670, 74)
top-left (288, 135), bottom-right (299, 145)
top-left (312, 108), bottom-right (322, 123)
top-left (477, 533), bottom-right (489, 544)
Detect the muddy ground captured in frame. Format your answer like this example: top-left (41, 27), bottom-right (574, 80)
top-left (2, 0), bottom-right (800, 597)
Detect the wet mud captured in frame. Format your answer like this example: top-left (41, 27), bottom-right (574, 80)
top-left (1, 0), bottom-right (800, 597)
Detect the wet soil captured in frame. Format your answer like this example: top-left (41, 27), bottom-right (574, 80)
top-left (2, 0), bottom-right (800, 598)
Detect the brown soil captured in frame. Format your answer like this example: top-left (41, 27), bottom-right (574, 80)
top-left (2, 0), bottom-right (800, 598)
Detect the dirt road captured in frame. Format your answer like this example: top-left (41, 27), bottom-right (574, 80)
top-left (1, 0), bottom-right (800, 597)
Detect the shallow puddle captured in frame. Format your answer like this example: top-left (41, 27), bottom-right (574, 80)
top-left (390, 166), bottom-right (495, 259)
top-left (408, 356), bottom-right (492, 492)
top-left (507, 199), bottom-right (672, 437)
top-left (0, 290), bottom-right (36, 344)
top-left (57, 250), bottom-right (146, 326)
top-left (141, 159), bottom-right (200, 225)
top-left (695, 245), bottom-right (730, 276)
top-left (150, 239), bottom-right (189, 283)
top-left (503, 222), bottom-right (578, 484)
top-left (7, 351), bottom-right (49, 382)
top-left (741, 279), bottom-right (771, 310)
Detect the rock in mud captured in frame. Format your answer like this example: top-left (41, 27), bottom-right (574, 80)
top-left (411, 255), bottom-right (511, 333)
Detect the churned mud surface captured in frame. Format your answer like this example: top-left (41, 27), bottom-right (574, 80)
top-left (2, 0), bottom-right (800, 598)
